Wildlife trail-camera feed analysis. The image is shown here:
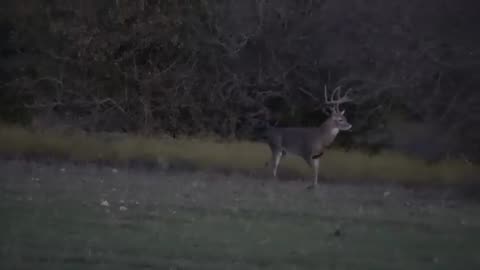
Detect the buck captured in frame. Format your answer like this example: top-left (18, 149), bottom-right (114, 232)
top-left (260, 85), bottom-right (353, 189)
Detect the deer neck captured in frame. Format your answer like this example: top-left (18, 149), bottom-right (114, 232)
top-left (320, 118), bottom-right (340, 146)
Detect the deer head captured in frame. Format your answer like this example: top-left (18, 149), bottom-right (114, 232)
top-left (323, 85), bottom-right (353, 131)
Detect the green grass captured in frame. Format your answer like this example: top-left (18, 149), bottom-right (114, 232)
top-left (1, 162), bottom-right (479, 270)
top-left (2, 201), bottom-right (479, 270)
top-left (0, 124), bottom-right (478, 184)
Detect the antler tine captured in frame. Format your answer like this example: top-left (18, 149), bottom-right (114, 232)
top-left (330, 86), bottom-right (342, 102)
top-left (333, 86), bottom-right (343, 112)
top-left (340, 87), bottom-right (354, 112)
top-left (340, 88), bottom-right (354, 104)
top-left (343, 87), bottom-right (354, 99)
top-left (335, 86), bottom-right (353, 103)
top-left (324, 86), bottom-right (346, 104)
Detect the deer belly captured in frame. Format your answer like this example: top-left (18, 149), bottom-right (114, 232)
top-left (281, 140), bottom-right (304, 156)
top-left (282, 140), bottom-right (317, 159)
top-left (281, 144), bottom-right (300, 155)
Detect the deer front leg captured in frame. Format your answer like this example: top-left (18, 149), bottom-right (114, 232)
top-left (306, 152), bottom-right (323, 190)
top-left (312, 157), bottom-right (320, 187)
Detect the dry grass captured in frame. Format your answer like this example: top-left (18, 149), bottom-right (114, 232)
top-left (0, 124), bottom-right (477, 184)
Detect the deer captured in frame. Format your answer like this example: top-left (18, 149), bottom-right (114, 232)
top-left (259, 85), bottom-right (354, 189)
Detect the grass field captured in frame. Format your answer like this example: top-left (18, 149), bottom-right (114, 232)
top-left (1, 160), bottom-right (480, 269)
top-left (0, 125), bottom-right (478, 185)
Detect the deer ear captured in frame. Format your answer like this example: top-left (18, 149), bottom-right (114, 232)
top-left (340, 110), bottom-right (345, 115)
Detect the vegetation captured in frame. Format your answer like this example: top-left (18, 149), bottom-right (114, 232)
top-left (1, 125), bottom-right (477, 185)
top-left (1, 0), bottom-right (479, 161)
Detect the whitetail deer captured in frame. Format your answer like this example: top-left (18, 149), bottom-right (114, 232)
top-left (260, 85), bottom-right (353, 189)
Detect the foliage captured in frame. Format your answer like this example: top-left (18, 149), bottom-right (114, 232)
top-left (1, 0), bottom-right (479, 160)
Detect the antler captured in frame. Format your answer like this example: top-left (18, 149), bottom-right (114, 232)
top-left (323, 85), bottom-right (353, 113)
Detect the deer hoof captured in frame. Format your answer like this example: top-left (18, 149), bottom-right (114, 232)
top-left (306, 184), bottom-right (317, 190)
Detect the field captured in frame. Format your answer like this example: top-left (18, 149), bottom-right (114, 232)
top-left (1, 125), bottom-right (478, 185)
top-left (1, 160), bottom-right (479, 270)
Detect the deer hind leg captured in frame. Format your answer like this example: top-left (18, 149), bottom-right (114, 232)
top-left (271, 149), bottom-right (284, 178)
top-left (268, 146), bottom-right (286, 178)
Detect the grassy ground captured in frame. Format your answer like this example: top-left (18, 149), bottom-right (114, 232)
top-left (1, 160), bottom-right (480, 269)
top-left (0, 125), bottom-right (478, 185)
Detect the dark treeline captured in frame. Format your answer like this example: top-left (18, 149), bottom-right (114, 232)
top-left (1, 0), bottom-right (479, 161)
